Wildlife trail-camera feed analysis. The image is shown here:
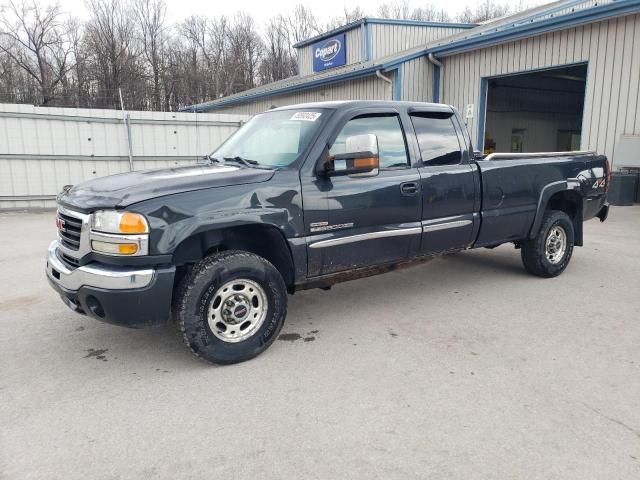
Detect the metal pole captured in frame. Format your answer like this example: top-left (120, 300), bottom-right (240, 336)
top-left (119, 88), bottom-right (134, 171)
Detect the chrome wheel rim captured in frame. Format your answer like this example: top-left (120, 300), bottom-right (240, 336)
top-left (207, 279), bottom-right (268, 343)
top-left (545, 225), bottom-right (567, 265)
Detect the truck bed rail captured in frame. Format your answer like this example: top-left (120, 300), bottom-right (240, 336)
top-left (483, 151), bottom-right (595, 161)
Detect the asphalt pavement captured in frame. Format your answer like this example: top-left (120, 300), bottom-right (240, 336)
top-left (1, 206), bottom-right (639, 479)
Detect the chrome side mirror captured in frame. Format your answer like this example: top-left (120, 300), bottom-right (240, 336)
top-left (321, 134), bottom-right (380, 177)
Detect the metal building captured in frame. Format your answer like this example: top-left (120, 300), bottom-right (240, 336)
top-left (187, 0), bottom-right (640, 170)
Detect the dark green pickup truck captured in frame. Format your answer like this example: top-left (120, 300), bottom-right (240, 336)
top-left (47, 101), bottom-right (610, 364)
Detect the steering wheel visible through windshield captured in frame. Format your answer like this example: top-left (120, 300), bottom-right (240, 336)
top-left (211, 109), bottom-right (327, 168)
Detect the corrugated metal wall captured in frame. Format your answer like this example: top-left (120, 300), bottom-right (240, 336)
top-left (439, 14), bottom-right (640, 167)
top-left (297, 27), bottom-right (364, 76)
top-left (370, 24), bottom-right (468, 59)
top-left (296, 23), bottom-right (468, 76)
top-left (214, 74), bottom-right (393, 116)
top-left (0, 104), bottom-right (248, 209)
top-left (401, 56), bottom-right (435, 102)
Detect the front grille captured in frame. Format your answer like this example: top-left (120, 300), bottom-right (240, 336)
top-left (58, 212), bottom-right (83, 251)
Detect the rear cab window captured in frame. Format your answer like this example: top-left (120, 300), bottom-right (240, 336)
top-left (410, 113), bottom-right (463, 166)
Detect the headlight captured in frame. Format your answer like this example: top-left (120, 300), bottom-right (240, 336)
top-left (89, 210), bottom-right (149, 256)
top-left (91, 210), bottom-right (149, 234)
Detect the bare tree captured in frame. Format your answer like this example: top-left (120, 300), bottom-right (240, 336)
top-left (325, 6), bottom-right (366, 31)
top-left (0, 0), bottom-right (529, 111)
top-left (260, 14), bottom-right (295, 83)
top-left (134, 0), bottom-right (166, 110)
top-left (411, 4), bottom-right (451, 22)
top-left (377, 1), bottom-right (451, 22)
top-left (84, 0), bottom-right (143, 108)
top-left (225, 13), bottom-right (263, 95)
top-left (287, 5), bottom-right (320, 45)
top-left (0, 0), bottom-right (74, 104)
top-left (456, 0), bottom-right (513, 23)
top-left (377, 0), bottom-right (412, 20)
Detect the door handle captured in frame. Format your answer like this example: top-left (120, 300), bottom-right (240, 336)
top-left (400, 182), bottom-right (419, 196)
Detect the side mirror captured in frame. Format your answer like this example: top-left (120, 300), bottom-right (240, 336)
top-left (320, 134), bottom-right (380, 177)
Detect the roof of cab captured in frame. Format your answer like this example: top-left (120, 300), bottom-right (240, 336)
top-left (268, 100), bottom-right (455, 113)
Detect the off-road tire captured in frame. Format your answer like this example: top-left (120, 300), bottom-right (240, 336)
top-left (521, 210), bottom-right (575, 278)
top-left (173, 250), bottom-right (287, 365)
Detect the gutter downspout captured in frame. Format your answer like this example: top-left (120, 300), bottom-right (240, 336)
top-left (427, 53), bottom-right (443, 104)
top-left (375, 70), bottom-right (393, 100)
top-left (427, 53), bottom-right (443, 68)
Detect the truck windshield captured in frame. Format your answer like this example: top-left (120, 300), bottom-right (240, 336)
top-left (211, 109), bottom-right (326, 168)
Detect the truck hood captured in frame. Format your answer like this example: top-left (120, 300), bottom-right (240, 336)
top-left (58, 164), bottom-right (275, 211)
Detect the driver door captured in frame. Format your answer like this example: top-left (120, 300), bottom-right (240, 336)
top-left (302, 112), bottom-right (422, 276)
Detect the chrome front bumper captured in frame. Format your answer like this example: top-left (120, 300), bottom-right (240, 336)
top-left (46, 240), bottom-right (155, 291)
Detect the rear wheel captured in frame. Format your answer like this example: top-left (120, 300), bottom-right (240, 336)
top-left (173, 250), bottom-right (287, 364)
top-left (521, 210), bottom-right (574, 278)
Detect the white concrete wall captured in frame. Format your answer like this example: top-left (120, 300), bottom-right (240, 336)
top-left (0, 104), bottom-right (249, 209)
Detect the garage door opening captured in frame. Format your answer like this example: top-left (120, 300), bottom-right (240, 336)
top-left (482, 64), bottom-right (587, 154)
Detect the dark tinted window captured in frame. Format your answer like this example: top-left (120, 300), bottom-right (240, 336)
top-left (330, 115), bottom-right (408, 169)
top-left (410, 114), bottom-right (462, 166)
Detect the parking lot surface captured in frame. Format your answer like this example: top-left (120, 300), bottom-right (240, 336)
top-left (1, 207), bottom-right (639, 479)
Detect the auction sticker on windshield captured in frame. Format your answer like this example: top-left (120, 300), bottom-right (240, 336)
top-left (290, 112), bottom-right (322, 121)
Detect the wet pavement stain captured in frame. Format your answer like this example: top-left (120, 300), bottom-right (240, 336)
top-left (84, 348), bottom-right (108, 361)
top-left (278, 331), bottom-right (318, 343)
top-left (0, 295), bottom-right (40, 311)
top-left (278, 333), bottom-right (302, 342)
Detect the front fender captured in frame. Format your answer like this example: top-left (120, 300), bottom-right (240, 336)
top-left (131, 171), bottom-right (304, 256)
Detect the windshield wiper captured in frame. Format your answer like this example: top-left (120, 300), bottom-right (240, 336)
top-left (223, 156), bottom-right (260, 167)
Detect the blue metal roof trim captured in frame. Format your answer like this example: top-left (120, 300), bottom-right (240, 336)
top-left (183, 64), bottom-right (382, 112)
top-left (292, 19), bottom-right (365, 48)
top-left (292, 17), bottom-right (477, 48)
top-left (184, 0), bottom-right (640, 112)
top-left (363, 17), bottom-right (477, 29)
top-left (428, 0), bottom-right (640, 56)
top-left (381, 0), bottom-right (640, 68)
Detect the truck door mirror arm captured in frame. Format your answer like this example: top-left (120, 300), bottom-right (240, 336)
top-left (316, 134), bottom-right (380, 177)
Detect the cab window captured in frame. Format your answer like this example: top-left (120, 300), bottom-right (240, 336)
top-left (410, 113), bottom-right (462, 166)
top-left (329, 115), bottom-right (409, 169)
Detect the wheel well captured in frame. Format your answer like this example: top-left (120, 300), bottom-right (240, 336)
top-left (172, 224), bottom-right (295, 289)
top-left (545, 190), bottom-right (583, 246)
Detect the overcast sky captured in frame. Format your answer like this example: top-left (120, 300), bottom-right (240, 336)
top-left (55, 0), bottom-right (555, 29)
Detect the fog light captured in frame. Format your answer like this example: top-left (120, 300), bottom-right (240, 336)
top-left (91, 240), bottom-right (138, 255)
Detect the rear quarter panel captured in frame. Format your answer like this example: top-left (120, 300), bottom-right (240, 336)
top-left (475, 154), bottom-right (592, 246)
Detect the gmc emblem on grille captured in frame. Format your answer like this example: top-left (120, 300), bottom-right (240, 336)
top-left (56, 216), bottom-right (66, 232)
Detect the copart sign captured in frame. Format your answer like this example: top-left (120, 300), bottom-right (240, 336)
top-left (312, 33), bottom-right (346, 72)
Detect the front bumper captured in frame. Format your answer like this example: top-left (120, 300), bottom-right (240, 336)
top-left (46, 241), bottom-right (175, 328)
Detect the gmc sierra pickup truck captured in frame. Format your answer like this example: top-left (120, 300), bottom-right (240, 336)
top-left (47, 101), bottom-right (610, 364)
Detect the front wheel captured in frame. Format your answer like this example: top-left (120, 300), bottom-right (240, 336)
top-left (521, 210), bottom-right (575, 278)
top-left (173, 250), bottom-right (287, 364)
